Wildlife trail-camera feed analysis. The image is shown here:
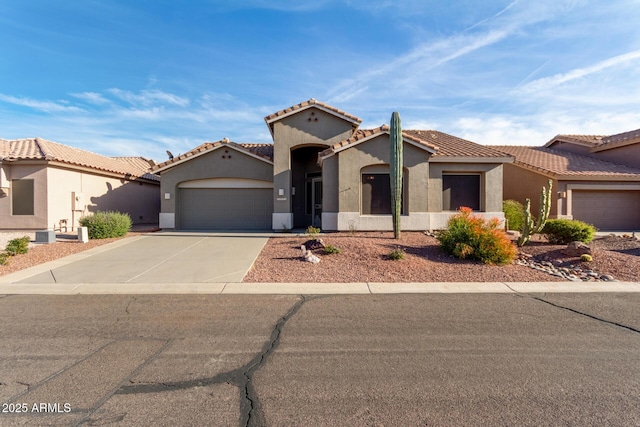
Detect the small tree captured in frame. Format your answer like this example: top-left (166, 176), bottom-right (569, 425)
top-left (390, 111), bottom-right (403, 239)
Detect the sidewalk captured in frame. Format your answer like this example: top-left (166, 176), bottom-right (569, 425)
top-left (1, 281), bottom-right (639, 295)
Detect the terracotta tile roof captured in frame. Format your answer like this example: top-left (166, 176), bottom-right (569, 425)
top-left (264, 99), bottom-right (362, 136)
top-left (405, 130), bottom-right (511, 158)
top-left (318, 126), bottom-right (438, 159)
top-left (489, 145), bottom-right (640, 178)
top-left (0, 137), bottom-right (159, 181)
top-left (151, 139), bottom-right (273, 172)
top-left (545, 134), bottom-right (605, 147)
top-left (592, 127), bottom-right (640, 151)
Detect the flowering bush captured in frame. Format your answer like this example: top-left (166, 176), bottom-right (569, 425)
top-left (437, 207), bottom-right (517, 265)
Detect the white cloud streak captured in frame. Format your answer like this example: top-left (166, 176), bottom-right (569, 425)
top-left (0, 94), bottom-right (84, 113)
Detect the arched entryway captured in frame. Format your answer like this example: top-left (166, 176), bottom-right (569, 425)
top-left (291, 145), bottom-right (326, 228)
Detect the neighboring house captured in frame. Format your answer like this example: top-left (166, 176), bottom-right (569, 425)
top-left (491, 143), bottom-right (640, 231)
top-left (153, 99), bottom-right (513, 231)
top-left (0, 137), bottom-right (160, 230)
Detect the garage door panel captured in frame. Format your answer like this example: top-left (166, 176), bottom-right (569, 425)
top-left (573, 190), bottom-right (640, 231)
top-left (179, 188), bottom-right (273, 230)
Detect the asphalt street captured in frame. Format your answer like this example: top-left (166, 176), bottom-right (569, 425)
top-left (1, 293), bottom-right (639, 426)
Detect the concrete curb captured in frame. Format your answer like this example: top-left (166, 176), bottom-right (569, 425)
top-left (1, 281), bottom-right (639, 295)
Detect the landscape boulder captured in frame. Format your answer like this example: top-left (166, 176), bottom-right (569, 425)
top-left (563, 241), bottom-right (592, 257)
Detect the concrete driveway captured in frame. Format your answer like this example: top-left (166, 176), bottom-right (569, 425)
top-left (5, 232), bottom-right (272, 284)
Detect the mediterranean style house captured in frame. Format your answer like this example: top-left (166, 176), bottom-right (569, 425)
top-left (0, 137), bottom-right (160, 231)
top-left (152, 99), bottom-right (513, 231)
top-left (492, 128), bottom-right (640, 231)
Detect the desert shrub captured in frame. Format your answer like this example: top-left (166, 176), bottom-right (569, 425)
top-left (79, 211), bottom-right (132, 239)
top-left (542, 219), bottom-right (596, 244)
top-left (388, 247), bottom-right (405, 260)
top-left (502, 200), bottom-right (525, 231)
top-left (437, 207), bottom-right (517, 265)
top-left (323, 244), bottom-right (341, 255)
top-left (580, 254), bottom-right (593, 262)
top-left (0, 252), bottom-right (10, 266)
top-left (5, 236), bottom-right (30, 255)
top-left (306, 226), bottom-right (320, 240)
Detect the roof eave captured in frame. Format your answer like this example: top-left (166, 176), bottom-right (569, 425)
top-left (429, 156), bottom-right (514, 164)
top-left (264, 103), bottom-right (362, 138)
top-left (590, 138), bottom-right (640, 153)
top-left (153, 142), bottom-right (273, 174)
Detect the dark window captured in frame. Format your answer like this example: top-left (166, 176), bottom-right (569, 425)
top-left (362, 174), bottom-right (405, 215)
top-left (442, 174), bottom-right (480, 211)
top-left (12, 179), bottom-right (35, 215)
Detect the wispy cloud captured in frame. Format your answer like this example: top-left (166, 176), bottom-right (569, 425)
top-left (517, 50), bottom-right (640, 94)
top-left (107, 88), bottom-right (190, 107)
top-left (71, 92), bottom-right (112, 105)
top-left (0, 94), bottom-right (84, 113)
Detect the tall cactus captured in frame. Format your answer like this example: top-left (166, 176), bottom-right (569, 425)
top-left (390, 111), bottom-right (403, 239)
top-left (517, 179), bottom-right (552, 246)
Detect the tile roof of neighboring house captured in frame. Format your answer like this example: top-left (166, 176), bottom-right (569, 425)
top-left (592, 127), bottom-right (640, 152)
top-left (151, 139), bottom-right (273, 172)
top-left (489, 145), bottom-right (640, 178)
top-left (545, 134), bottom-right (605, 148)
top-left (0, 137), bottom-right (159, 181)
top-left (264, 98), bottom-right (362, 136)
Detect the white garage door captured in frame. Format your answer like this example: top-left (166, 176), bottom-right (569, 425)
top-left (572, 190), bottom-right (640, 230)
top-left (179, 188), bottom-right (273, 230)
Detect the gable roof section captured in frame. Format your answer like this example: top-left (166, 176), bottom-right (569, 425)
top-left (0, 137), bottom-right (158, 181)
top-left (592, 127), bottom-right (640, 152)
top-left (317, 125), bottom-right (438, 163)
top-left (490, 145), bottom-right (640, 180)
top-left (318, 128), bottom-right (512, 164)
top-left (264, 98), bottom-right (362, 137)
top-left (544, 134), bottom-right (604, 148)
top-left (151, 139), bottom-right (273, 173)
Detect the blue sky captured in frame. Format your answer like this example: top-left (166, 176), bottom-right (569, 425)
top-left (1, 0), bottom-right (639, 161)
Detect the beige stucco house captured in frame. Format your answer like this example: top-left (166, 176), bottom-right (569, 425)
top-left (492, 128), bottom-right (640, 231)
top-left (152, 99), bottom-right (513, 231)
top-left (0, 137), bottom-right (160, 231)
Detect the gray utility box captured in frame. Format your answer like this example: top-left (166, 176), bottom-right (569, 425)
top-left (35, 230), bottom-right (56, 244)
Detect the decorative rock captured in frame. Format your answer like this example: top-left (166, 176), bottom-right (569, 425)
top-left (303, 238), bottom-right (324, 251)
top-left (300, 245), bottom-right (321, 264)
top-left (563, 241), bottom-right (592, 257)
top-left (516, 250), bottom-right (616, 283)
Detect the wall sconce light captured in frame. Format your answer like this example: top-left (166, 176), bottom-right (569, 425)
top-left (278, 188), bottom-right (285, 196)
top-left (291, 187), bottom-right (296, 196)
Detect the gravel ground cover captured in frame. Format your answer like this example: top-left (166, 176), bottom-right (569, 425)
top-left (243, 232), bottom-right (639, 283)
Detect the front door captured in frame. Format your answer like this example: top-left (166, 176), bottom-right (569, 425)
top-left (312, 178), bottom-right (322, 228)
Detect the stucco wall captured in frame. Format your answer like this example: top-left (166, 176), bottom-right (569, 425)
top-left (502, 164), bottom-right (558, 217)
top-left (428, 163), bottom-right (504, 212)
top-left (272, 107), bottom-right (353, 215)
top-left (0, 163), bottom-right (48, 229)
top-left (159, 147), bottom-right (273, 225)
top-left (46, 166), bottom-right (160, 229)
top-left (335, 135), bottom-right (431, 213)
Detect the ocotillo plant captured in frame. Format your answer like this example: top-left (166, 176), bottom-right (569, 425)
top-left (390, 111), bottom-right (403, 239)
top-left (517, 179), bottom-right (552, 246)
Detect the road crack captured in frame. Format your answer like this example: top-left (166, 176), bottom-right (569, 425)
top-left (511, 292), bottom-right (640, 335)
top-left (116, 295), bottom-right (311, 427)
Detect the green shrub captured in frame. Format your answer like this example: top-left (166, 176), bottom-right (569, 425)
top-left (502, 200), bottom-right (525, 231)
top-left (306, 225), bottom-right (320, 240)
top-left (0, 252), bottom-right (10, 266)
top-left (5, 236), bottom-right (30, 255)
top-left (388, 247), bottom-right (405, 260)
top-left (323, 244), bottom-right (341, 255)
top-left (437, 207), bottom-right (517, 265)
top-left (79, 211), bottom-right (132, 239)
top-left (542, 219), bottom-right (596, 244)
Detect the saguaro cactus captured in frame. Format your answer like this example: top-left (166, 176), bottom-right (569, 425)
top-left (517, 179), bottom-right (552, 246)
top-left (390, 111), bottom-right (403, 239)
